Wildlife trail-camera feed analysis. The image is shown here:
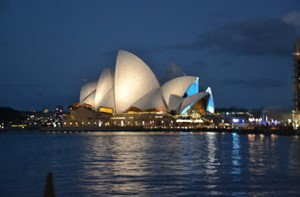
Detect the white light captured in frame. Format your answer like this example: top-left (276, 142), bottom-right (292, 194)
top-left (294, 52), bottom-right (300, 56)
top-left (232, 118), bottom-right (239, 123)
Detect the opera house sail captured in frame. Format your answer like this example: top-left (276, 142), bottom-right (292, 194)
top-left (114, 50), bottom-right (161, 113)
top-left (67, 50), bottom-right (214, 128)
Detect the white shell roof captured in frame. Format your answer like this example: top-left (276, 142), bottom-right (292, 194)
top-left (80, 81), bottom-right (97, 103)
top-left (168, 94), bottom-right (183, 112)
top-left (78, 50), bottom-right (213, 114)
top-left (132, 88), bottom-right (165, 110)
top-left (114, 50), bottom-right (160, 113)
top-left (98, 88), bottom-right (114, 109)
top-left (82, 91), bottom-right (96, 106)
top-left (94, 68), bottom-right (114, 109)
top-left (161, 76), bottom-right (198, 108)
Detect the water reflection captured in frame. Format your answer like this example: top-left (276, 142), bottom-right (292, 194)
top-left (288, 136), bottom-right (300, 176)
top-left (231, 133), bottom-right (241, 176)
top-left (77, 133), bottom-right (153, 195)
top-left (1, 131), bottom-right (300, 196)
top-left (204, 133), bottom-right (219, 175)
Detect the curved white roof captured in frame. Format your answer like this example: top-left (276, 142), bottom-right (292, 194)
top-left (161, 76), bottom-right (198, 108)
top-left (98, 88), bottom-right (114, 109)
top-left (94, 68), bottom-right (114, 109)
top-left (132, 88), bottom-right (165, 110)
top-left (80, 81), bottom-right (97, 104)
top-left (82, 91), bottom-right (96, 106)
top-left (114, 50), bottom-right (160, 113)
top-left (168, 94), bottom-right (183, 112)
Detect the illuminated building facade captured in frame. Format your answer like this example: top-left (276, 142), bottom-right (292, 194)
top-left (79, 50), bottom-right (214, 114)
top-left (65, 50), bottom-right (214, 128)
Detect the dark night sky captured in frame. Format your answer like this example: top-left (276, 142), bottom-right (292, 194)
top-left (1, 0), bottom-right (300, 111)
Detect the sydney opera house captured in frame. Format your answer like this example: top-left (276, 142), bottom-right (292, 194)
top-left (64, 50), bottom-right (214, 128)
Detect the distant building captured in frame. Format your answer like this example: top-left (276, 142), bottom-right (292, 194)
top-left (294, 38), bottom-right (300, 111)
top-left (210, 107), bottom-right (292, 129)
top-left (262, 108), bottom-right (292, 123)
top-left (55, 106), bottom-right (63, 114)
top-left (293, 38), bottom-right (300, 128)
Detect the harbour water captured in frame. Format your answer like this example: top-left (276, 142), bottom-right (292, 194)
top-left (0, 131), bottom-right (300, 196)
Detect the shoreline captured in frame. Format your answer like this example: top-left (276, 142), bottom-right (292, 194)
top-left (38, 126), bottom-right (299, 135)
top-left (2, 126), bottom-right (299, 136)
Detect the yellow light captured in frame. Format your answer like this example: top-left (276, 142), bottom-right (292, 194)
top-left (98, 107), bottom-right (113, 114)
top-left (11, 124), bottom-right (27, 128)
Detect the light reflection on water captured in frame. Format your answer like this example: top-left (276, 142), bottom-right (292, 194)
top-left (0, 131), bottom-right (300, 196)
top-left (231, 133), bottom-right (241, 176)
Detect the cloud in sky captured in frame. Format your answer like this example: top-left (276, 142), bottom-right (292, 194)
top-left (282, 11), bottom-right (300, 30)
top-left (222, 78), bottom-right (287, 89)
top-left (172, 17), bottom-right (298, 57)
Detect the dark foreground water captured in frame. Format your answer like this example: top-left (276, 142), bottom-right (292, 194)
top-left (1, 131), bottom-right (300, 196)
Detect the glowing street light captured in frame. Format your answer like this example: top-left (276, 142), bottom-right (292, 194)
top-left (293, 52), bottom-right (300, 56)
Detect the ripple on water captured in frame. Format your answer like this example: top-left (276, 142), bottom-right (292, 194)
top-left (0, 131), bottom-right (300, 196)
